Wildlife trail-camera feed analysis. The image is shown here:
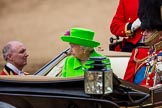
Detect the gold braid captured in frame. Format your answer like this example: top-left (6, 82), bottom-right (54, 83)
top-left (133, 48), bottom-right (148, 74)
top-left (144, 30), bottom-right (159, 43)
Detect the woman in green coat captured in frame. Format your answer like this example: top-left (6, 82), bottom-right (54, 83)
top-left (61, 27), bottom-right (111, 78)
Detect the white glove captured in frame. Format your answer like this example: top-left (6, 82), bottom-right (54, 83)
top-left (131, 18), bottom-right (141, 32)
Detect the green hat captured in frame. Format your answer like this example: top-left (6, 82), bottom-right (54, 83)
top-left (61, 27), bottom-right (100, 47)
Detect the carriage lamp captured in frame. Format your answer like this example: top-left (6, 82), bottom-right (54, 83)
top-left (154, 53), bottom-right (162, 86)
top-left (84, 57), bottom-right (113, 95)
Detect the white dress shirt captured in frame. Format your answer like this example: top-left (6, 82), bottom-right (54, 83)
top-left (6, 63), bottom-right (24, 75)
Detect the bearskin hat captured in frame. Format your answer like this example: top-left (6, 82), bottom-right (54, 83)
top-left (138, 0), bottom-right (162, 30)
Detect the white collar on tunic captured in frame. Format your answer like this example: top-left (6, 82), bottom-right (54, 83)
top-left (6, 62), bottom-right (24, 75)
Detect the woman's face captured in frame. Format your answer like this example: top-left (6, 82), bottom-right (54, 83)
top-left (69, 43), bottom-right (84, 59)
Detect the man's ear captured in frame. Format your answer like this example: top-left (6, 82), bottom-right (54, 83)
top-left (160, 36), bottom-right (162, 40)
top-left (159, 31), bottom-right (162, 40)
top-left (7, 53), bottom-right (12, 61)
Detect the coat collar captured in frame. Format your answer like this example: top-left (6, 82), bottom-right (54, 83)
top-left (73, 50), bottom-right (97, 69)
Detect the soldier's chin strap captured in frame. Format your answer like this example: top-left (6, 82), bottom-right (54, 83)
top-left (144, 30), bottom-right (159, 43)
top-left (160, 5), bottom-right (162, 41)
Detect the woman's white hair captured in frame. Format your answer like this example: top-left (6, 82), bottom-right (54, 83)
top-left (80, 46), bottom-right (94, 52)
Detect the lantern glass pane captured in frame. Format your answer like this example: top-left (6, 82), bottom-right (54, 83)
top-left (84, 71), bottom-right (103, 94)
top-left (104, 70), bottom-right (113, 94)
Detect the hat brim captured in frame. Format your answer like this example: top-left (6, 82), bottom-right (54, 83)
top-left (61, 36), bottom-right (100, 47)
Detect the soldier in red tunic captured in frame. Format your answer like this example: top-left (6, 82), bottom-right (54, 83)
top-left (0, 41), bottom-right (29, 75)
top-left (124, 0), bottom-right (162, 88)
top-left (110, 0), bottom-right (144, 52)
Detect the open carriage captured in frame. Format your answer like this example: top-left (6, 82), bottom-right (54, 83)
top-left (0, 48), bottom-right (162, 108)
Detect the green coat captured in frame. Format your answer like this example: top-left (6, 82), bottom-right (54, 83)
top-left (61, 50), bottom-right (111, 77)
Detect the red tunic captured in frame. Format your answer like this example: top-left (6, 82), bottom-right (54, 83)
top-left (124, 45), bottom-right (162, 88)
top-left (0, 65), bottom-right (18, 75)
top-left (124, 47), bottom-right (149, 82)
top-left (110, 0), bottom-right (143, 51)
top-left (0, 65), bottom-right (29, 75)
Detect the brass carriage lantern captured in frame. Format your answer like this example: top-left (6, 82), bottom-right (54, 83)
top-left (84, 57), bottom-right (113, 95)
